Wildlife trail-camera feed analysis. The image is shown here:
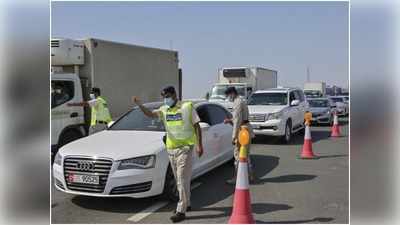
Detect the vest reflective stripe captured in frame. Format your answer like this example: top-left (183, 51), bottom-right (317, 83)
top-left (90, 96), bottom-right (112, 126)
top-left (161, 102), bottom-right (197, 149)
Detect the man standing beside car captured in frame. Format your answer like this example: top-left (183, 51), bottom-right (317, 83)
top-left (132, 86), bottom-right (203, 223)
top-left (223, 87), bottom-right (256, 184)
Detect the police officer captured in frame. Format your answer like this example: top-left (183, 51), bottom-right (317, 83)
top-left (68, 87), bottom-right (112, 135)
top-left (132, 86), bottom-right (204, 223)
top-left (223, 87), bottom-right (256, 184)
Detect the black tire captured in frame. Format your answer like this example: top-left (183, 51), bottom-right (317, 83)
top-left (163, 166), bottom-right (179, 202)
top-left (281, 120), bottom-right (292, 144)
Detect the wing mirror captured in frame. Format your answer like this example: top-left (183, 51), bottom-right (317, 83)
top-left (290, 100), bottom-right (300, 106)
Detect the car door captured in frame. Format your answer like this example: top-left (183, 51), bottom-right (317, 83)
top-left (288, 91), bottom-right (300, 128)
top-left (296, 90), bottom-right (307, 124)
top-left (192, 105), bottom-right (215, 177)
top-left (205, 104), bottom-right (233, 165)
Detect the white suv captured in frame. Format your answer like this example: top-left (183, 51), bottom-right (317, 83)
top-left (247, 88), bottom-right (308, 143)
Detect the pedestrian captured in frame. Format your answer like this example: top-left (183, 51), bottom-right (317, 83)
top-left (223, 87), bottom-right (256, 184)
top-left (132, 86), bottom-right (204, 223)
top-left (68, 87), bottom-right (112, 135)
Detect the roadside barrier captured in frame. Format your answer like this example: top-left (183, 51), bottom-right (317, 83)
top-left (228, 126), bottom-right (255, 224)
top-left (331, 111), bottom-right (341, 137)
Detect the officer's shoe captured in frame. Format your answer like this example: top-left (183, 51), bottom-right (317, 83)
top-left (170, 212), bottom-right (186, 223)
top-left (173, 206), bottom-right (191, 214)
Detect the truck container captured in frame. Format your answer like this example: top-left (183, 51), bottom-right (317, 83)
top-left (303, 82), bottom-right (326, 98)
top-left (209, 66), bottom-right (277, 110)
top-left (51, 38), bottom-right (181, 155)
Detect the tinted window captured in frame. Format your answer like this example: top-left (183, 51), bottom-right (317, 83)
top-left (110, 107), bottom-right (164, 131)
top-left (289, 91), bottom-right (296, 102)
top-left (330, 97), bottom-right (343, 103)
top-left (296, 90), bottom-right (305, 102)
top-left (308, 99), bottom-right (329, 107)
top-left (196, 105), bottom-right (212, 125)
top-left (206, 105), bottom-right (228, 125)
top-left (51, 80), bottom-right (74, 108)
top-left (248, 93), bottom-right (288, 105)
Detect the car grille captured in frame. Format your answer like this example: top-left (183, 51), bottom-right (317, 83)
top-left (110, 181), bottom-right (152, 195)
top-left (249, 114), bottom-right (266, 122)
top-left (63, 157), bottom-right (113, 193)
top-left (312, 112), bottom-right (322, 117)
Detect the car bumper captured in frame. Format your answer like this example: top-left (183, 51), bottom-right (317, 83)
top-left (52, 161), bottom-right (165, 198)
top-left (250, 119), bottom-right (285, 136)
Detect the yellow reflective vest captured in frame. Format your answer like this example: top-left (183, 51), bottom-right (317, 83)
top-left (90, 96), bottom-right (112, 126)
top-left (160, 101), bottom-right (197, 149)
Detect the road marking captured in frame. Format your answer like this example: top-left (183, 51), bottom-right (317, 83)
top-left (127, 201), bottom-right (168, 223)
top-left (126, 182), bottom-right (201, 223)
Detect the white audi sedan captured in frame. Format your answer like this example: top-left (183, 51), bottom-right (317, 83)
top-left (53, 101), bottom-right (233, 200)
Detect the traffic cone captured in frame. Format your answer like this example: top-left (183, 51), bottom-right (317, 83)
top-left (300, 123), bottom-right (318, 159)
top-left (331, 112), bottom-right (341, 137)
top-left (229, 127), bottom-right (255, 224)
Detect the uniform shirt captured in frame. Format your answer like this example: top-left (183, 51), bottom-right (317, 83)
top-left (231, 97), bottom-right (254, 140)
top-left (153, 101), bottom-right (201, 125)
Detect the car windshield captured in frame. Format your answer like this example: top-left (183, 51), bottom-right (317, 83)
top-left (330, 97), bottom-right (343, 103)
top-left (109, 107), bottom-right (165, 131)
top-left (248, 93), bottom-right (288, 105)
top-left (210, 85), bottom-right (246, 100)
top-left (308, 99), bottom-right (329, 107)
top-left (304, 90), bottom-right (323, 98)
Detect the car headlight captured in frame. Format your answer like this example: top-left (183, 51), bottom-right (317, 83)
top-left (268, 111), bottom-right (283, 120)
top-left (54, 152), bottom-right (62, 165)
top-left (118, 155), bottom-right (156, 170)
top-left (326, 110), bottom-right (330, 115)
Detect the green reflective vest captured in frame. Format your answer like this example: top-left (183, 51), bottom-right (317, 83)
top-left (90, 96), bottom-right (112, 126)
top-left (160, 101), bottom-right (197, 149)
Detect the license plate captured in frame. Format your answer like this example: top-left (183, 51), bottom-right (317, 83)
top-left (68, 174), bottom-right (99, 185)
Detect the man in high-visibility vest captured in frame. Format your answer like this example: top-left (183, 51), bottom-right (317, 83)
top-left (132, 86), bottom-right (203, 223)
top-left (68, 87), bottom-right (112, 135)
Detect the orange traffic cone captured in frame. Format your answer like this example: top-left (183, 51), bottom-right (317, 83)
top-left (331, 111), bottom-right (341, 137)
top-left (300, 123), bottom-right (318, 159)
top-left (229, 127), bottom-right (255, 224)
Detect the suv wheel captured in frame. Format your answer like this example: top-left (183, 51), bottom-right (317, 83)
top-left (163, 166), bottom-right (179, 202)
top-left (281, 121), bottom-right (292, 144)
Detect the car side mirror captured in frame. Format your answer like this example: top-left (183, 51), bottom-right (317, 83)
top-left (107, 121), bottom-right (115, 127)
top-left (199, 122), bottom-right (210, 130)
top-left (290, 100), bottom-right (300, 106)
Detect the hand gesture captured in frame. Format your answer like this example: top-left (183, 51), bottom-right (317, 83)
top-left (131, 96), bottom-right (141, 105)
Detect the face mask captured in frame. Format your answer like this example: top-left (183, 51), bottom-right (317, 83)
top-left (164, 97), bottom-right (175, 107)
top-left (228, 95), bottom-right (235, 102)
top-left (90, 94), bottom-right (95, 99)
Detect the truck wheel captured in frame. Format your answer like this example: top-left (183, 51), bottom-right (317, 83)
top-left (281, 121), bottom-right (292, 144)
top-left (163, 166), bottom-right (179, 202)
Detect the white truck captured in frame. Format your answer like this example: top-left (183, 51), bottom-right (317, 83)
top-left (51, 38), bottom-right (181, 156)
top-left (209, 66), bottom-right (278, 110)
top-left (303, 82), bottom-right (326, 98)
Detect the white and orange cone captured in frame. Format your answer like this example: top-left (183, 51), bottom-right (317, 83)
top-left (331, 111), bottom-right (341, 137)
top-left (300, 123), bottom-right (318, 159)
top-left (228, 126), bottom-right (255, 224)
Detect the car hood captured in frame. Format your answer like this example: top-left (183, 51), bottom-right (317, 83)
top-left (59, 130), bottom-right (165, 161)
top-left (309, 107), bottom-right (329, 113)
top-left (248, 105), bottom-right (287, 114)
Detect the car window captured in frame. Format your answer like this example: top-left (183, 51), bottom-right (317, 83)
top-left (289, 91), bottom-right (296, 103)
top-left (196, 105), bottom-right (212, 125)
top-left (206, 104), bottom-right (230, 125)
top-left (51, 80), bottom-right (74, 108)
top-left (296, 90), bottom-right (305, 102)
top-left (109, 107), bottom-right (164, 131)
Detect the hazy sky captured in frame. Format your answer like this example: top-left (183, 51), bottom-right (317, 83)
top-left (52, 1), bottom-right (349, 98)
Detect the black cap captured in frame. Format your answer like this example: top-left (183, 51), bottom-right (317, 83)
top-left (161, 86), bottom-right (176, 96)
top-left (224, 86), bottom-right (238, 95)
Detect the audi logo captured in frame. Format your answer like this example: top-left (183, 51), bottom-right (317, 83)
top-left (76, 161), bottom-right (95, 171)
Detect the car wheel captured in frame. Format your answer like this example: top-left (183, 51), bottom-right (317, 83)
top-left (281, 120), bottom-right (292, 144)
top-left (163, 166), bottom-right (179, 202)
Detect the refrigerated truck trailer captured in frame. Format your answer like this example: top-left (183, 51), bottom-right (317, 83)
top-left (51, 38), bottom-right (181, 154)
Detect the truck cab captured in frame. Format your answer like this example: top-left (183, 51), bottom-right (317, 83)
top-left (51, 73), bottom-right (86, 156)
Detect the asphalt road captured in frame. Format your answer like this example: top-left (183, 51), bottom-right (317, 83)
top-left (51, 118), bottom-right (349, 224)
